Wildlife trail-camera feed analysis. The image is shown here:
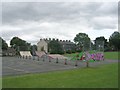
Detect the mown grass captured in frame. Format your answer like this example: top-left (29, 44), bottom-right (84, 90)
top-left (2, 63), bottom-right (118, 88)
top-left (104, 52), bottom-right (119, 60)
top-left (0, 78), bottom-right (2, 89)
top-left (64, 51), bottom-right (119, 60)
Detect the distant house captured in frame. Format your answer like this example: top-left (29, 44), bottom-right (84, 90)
top-left (37, 38), bottom-right (76, 53)
top-left (2, 47), bottom-right (16, 56)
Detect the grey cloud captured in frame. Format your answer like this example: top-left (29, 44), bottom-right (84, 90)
top-left (1, 2), bottom-right (118, 45)
top-left (2, 2), bottom-right (117, 24)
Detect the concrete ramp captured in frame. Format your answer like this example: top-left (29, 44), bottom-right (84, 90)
top-left (48, 54), bottom-right (68, 60)
top-left (35, 51), bottom-right (46, 58)
top-left (20, 51), bottom-right (32, 57)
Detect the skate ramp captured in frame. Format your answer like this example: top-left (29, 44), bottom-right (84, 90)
top-left (48, 54), bottom-right (68, 59)
top-left (35, 51), bottom-right (46, 58)
top-left (20, 51), bottom-right (32, 57)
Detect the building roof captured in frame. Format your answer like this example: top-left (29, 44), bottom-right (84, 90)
top-left (38, 38), bottom-right (75, 45)
top-left (3, 47), bottom-right (16, 53)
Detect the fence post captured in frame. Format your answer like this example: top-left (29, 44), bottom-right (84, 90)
top-left (56, 58), bottom-right (58, 63)
top-left (75, 60), bottom-right (78, 66)
top-left (37, 56), bottom-right (39, 61)
top-left (86, 60), bottom-right (89, 68)
top-left (64, 59), bottom-right (67, 65)
top-left (49, 57), bottom-right (51, 62)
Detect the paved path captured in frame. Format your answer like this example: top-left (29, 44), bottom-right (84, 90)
top-left (2, 57), bottom-right (118, 76)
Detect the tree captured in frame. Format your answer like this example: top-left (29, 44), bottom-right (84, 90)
top-left (74, 33), bottom-right (90, 51)
top-left (109, 31), bottom-right (120, 51)
top-left (48, 40), bottom-right (64, 54)
top-left (0, 37), bottom-right (8, 50)
top-left (94, 36), bottom-right (109, 51)
top-left (30, 44), bottom-right (37, 55)
top-left (10, 37), bottom-right (31, 51)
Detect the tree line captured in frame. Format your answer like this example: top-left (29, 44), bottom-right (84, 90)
top-left (0, 31), bottom-right (120, 54)
top-left (74, 31), bottom-right (120, 51)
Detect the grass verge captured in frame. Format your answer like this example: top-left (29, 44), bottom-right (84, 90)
top-left (2, 63), bottom-right (118, 88)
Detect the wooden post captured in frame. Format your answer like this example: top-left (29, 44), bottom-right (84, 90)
top-left (37, 56), bottom-right (39, 61)
top-left (49, 57), bottom-right (51, 62)
top-left (29, 56), bottom-right (31, 59)
top-left (43, 57), bottom-right (44, 61)
top-left (86, 61), bottom-right (89, 68)
top-left (23, 55), bottom-right (24, 59)
top-left (56, 58), bottom-right (58, 63)
top-left (26, 56), bottom-right (27, 59)
top-left (75, 60), bottom-right (78, 66)
top-left (64, 59), bottom-right (67, 65)
top-left (33, 56), bottom-right (35, 60)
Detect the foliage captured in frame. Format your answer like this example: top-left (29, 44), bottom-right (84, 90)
top-left (48, 40), bottom-right (64, 54)
top-left (0, 37), bottom-right (8, 50)
top-left (3, 63), bottom-right (118, 88)
top-left (30, 45), bottom-right (37, 55)
top-left (94, 36), bottom-right (109, 51)
top-left (10, 37), bottom-right (31, 51)
top-left (109, 31), bottom-right (120, 51)
top-left (74, 33), bottom-right (90, 51)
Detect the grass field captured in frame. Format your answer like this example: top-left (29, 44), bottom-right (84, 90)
top-left (64, 51), bottom-right (119, 60)
top-left (2, 63), bottom-right (118, 88)
top-left (104, 52), bottom-right (119, 60)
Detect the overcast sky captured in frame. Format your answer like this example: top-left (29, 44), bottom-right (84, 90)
top-left (1, 2), bottom-right (118, 46)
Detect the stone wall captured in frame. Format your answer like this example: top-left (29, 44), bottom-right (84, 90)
top-left (37, 39), bottom-right (48, 53)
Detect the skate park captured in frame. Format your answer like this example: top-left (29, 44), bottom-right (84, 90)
top-left (1, 36), bottom-right (119, 88)
top-left (2, 50), bottom-right (118, 76)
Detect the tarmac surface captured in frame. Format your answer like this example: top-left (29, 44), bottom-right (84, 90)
top-left (2, 56), bottom-right (118, 76)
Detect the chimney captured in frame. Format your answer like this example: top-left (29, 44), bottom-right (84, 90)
top-left (49, 38), bottom-right (51, 41)
top-left (56, 39), bottom-right (59, 41)
top-left (53, 38), bottom-right (55, 41)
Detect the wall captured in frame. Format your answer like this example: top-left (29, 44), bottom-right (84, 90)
top-left (37, 39), bottom-right (48, 53)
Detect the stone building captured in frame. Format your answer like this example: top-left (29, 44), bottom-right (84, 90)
top-left (37, 38), bottom-right (76, 53)
top-left (2, 47), bottom-right (16, 56)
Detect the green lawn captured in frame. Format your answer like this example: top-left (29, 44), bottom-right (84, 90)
top-left (104, 52), bottom-right (119, 60)
top-left (64, 51), bottom-right (119, 60)
top-left (0, 78), bottom-right (2, 89)
top-left (2, 63), bottom-right (118, 88)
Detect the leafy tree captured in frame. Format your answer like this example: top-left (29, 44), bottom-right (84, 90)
top-left (0, 37), bottom-right (8, 50)
top-left (48, 40), bottom-right (64, 54)
top-left (94, 36), bottom-right (109, 51)
top-left (10, 37), bottom-right (31, 51)
top-left (30, 44), bottom-right (37, 55)
top-left (74, 33), bottom-right (90, 51)
top-left (109, 31), bottom-right (120, 51)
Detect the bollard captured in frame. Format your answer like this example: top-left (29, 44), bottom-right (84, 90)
top-left (37, 56), bottom-right (39, 61)
top-left (56, 58), bottom-right (58, 63)
top-left (33, 56), bottom-right (35, 60)
top-left (86, 61), bottom-right (89, 68)
top-left (43, 57), bottom-right (45, 61)
top-left (26, 56), bottom-right (27, 59)
top-left (49, 57), bottom-right (51, 62)
top-left (29, 56), bottom-right (31, 59)
top-left (23, 55), bottom-right (24, 59)
top-left (75, 60), bottom-right (78, 66)
top-left (64, 59), bottom-right (67, 65)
